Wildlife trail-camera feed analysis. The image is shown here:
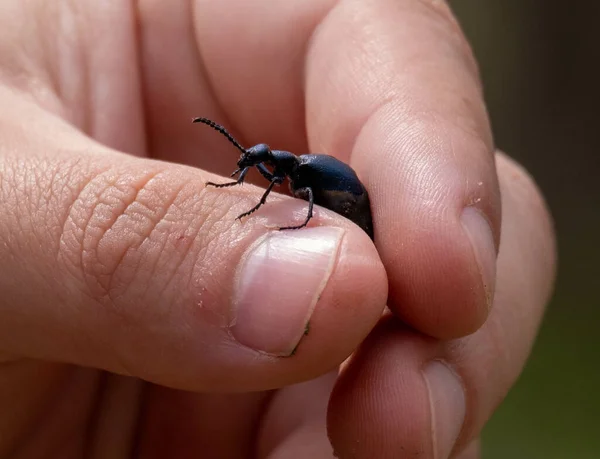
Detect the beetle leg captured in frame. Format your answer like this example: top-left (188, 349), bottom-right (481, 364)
top-left (236, 177), bottom-right (283, 220)
top-left (207, 167), bottom-right (250, 188)
top-left (255, 163), bottom-right (275, 181)
top-left (279, 187), bottom-right (314, 231)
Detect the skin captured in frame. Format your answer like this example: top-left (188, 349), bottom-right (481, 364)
top-left (0, 1), bottom-right (556, 458)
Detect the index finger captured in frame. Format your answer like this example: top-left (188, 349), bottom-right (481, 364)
top-left (304, 0), bottom-right (500, 337)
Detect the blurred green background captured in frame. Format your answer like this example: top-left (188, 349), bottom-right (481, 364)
top-left (450, 1), bottom-right (600, 457)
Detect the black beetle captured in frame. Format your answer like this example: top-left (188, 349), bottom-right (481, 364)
top-left (193, 117), bottom-right (374, 240)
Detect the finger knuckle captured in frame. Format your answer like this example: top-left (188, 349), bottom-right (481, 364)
top-left (57, 164), bottom-right (223, 317)
top-left (0, 155), bottom-right (86, 270)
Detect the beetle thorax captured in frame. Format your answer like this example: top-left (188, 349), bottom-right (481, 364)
top-left (270, 150), bottom-right (300, 176)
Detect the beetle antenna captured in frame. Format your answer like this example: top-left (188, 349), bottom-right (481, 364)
top-left (192, 117), bottom-right (247, 154)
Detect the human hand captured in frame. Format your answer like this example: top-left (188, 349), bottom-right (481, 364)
top-left (0, 1), bottom-right (556, 458)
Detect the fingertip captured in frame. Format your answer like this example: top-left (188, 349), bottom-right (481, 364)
top-left (300, 0), bottom-right (503, 339)
top-left (328, 318), bottom-right (434, 458)
top-left (356, 109), bottom-right (500, 339)
top-left (495, 152), bottom-right (556, 284)
top-left (230, 226), bottom-right (346, 357)
top-left (287, 222), bottom-right (388, 370)
top-left (200, 221), bottom-right (388, 391)
top-left (328, 317), bottom-right (469, 459)
top-left (384, 212), bottom-right (494, 339)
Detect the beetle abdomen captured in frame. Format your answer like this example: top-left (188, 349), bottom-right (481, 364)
top-left (292, 155), bottom-right (374, 240)
top-left (314, 188), bottom-right (374, 240)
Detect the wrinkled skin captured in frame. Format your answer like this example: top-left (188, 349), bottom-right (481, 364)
top-left (0, 1), bottom-right (555, 458)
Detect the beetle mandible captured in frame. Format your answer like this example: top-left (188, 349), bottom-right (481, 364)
top-left (193, 117), bottom-right (374, 240)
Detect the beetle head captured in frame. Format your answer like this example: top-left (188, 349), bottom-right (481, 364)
top-left (238, 143), bottom-right (272, 167)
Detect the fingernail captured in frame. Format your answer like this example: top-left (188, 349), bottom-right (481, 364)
top-left (424, 361), bottom-right (466, 459)
top-left (461, 207), bottom-right (497, 309)
top-left (231, 227), bottom-right (344, 356)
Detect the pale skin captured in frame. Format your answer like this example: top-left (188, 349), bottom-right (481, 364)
top-left (0, 1), bottom-right (556, 458)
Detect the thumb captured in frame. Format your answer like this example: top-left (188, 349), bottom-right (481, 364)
top-left (0, 99), bottom-right (387, 392)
